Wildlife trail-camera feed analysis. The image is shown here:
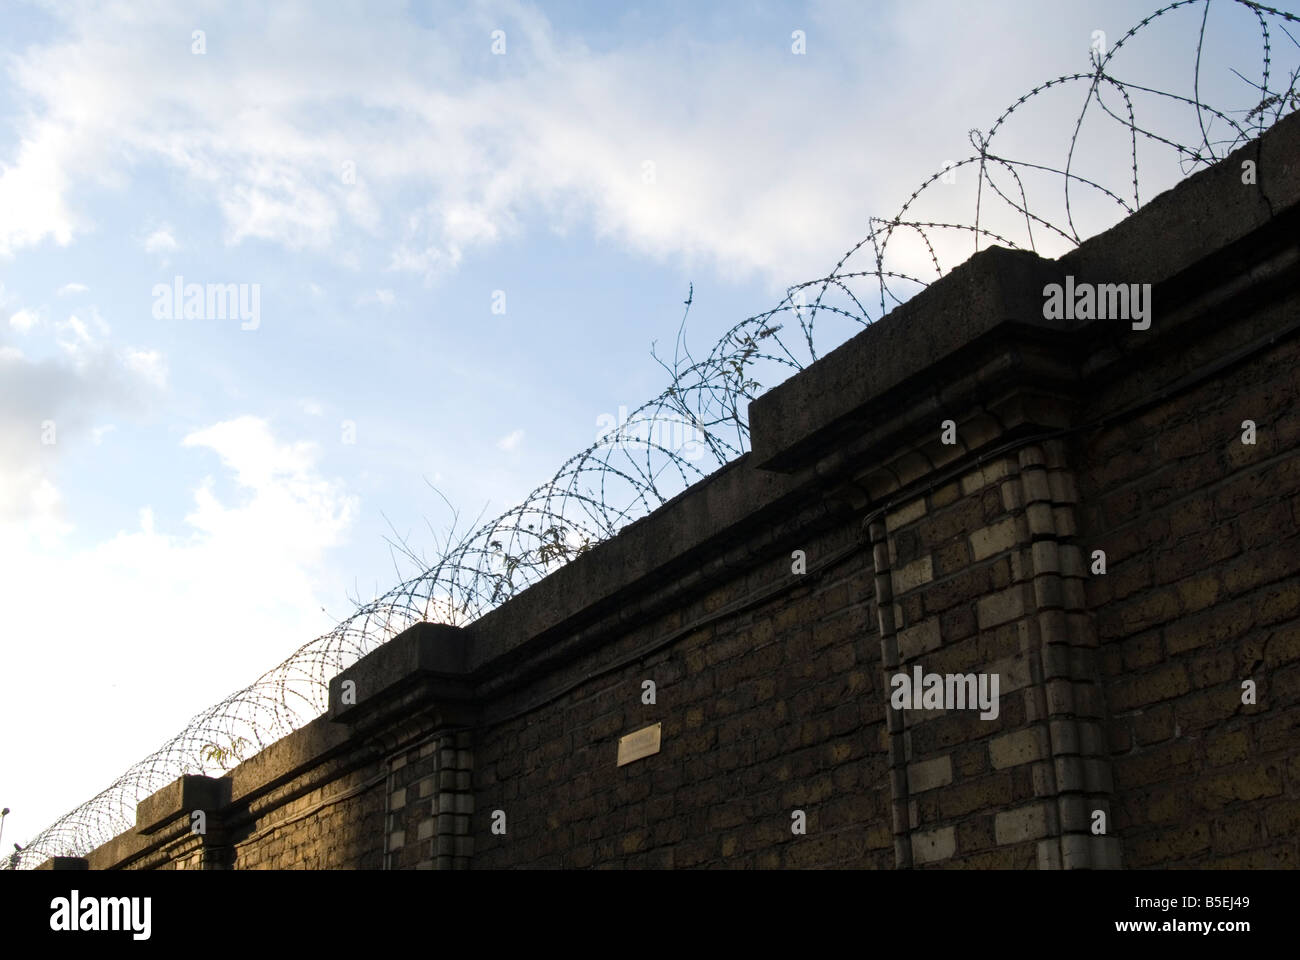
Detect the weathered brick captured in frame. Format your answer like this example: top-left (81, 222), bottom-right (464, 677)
top-left (1175, 573), bottom-right (1221, 613)
top-left (1259, 580), bottom-right (1300, 625)
top-left (1121, 631), bottom-right (1163, 671)
top-left (911, 826), bottom-right (956, 864)
top-left (1173, 684), bottom-right (1243, 732)
top-left (1193, 764), bottom-right (1284, 810)
top-left (994, 802), bottom-right (1052, 845)
top-left (892, 555), bottom-right (935, 594)
top-left (886, 497), bottom-right (927, 532)
top-left (1107, 662), bottom-right (1190, 712)
top-left (977, 586), bottom-right (1027, 630)
top-left (1117, 588), bottom-right (1181, 634)
top-left (970, 517), bottom-right (1019, 562)
top-left (1154, 525), bottom-right (1240, 584)
top-left (937, 773), bottom-right (1014, 818)
top-left (1165, 596), bottom-right (1254, 654)
top-left (897, 618), bottom-right (943, 662)
top-left (1113, 740), bottom-right (1198, 790)
top-left (1126, 823), bottom-right (1211, 866)
top-left (1210, 813), bottom-right (1262, 854)
top-left (989, 728), bottom-right (1048, 769)
top-left (907, 755), bottom-right (954, 794)
top-left (1134, 705), bottom-right (1175, 746)
top-left (930, 481), bottom-right (961, 509)
top-left (1263, 799), bottom-right (1300, 839)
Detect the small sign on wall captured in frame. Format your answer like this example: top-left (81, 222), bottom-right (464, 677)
top-left (617, 722), bottom-right (662, 766)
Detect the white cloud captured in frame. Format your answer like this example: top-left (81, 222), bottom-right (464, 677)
top-left (0, 0), bottom-right (1233, 287)
top-left (0, 118), bottom-right (81, 256)
top-left (299, 398), bottom-right (324, 416)
top-left (54, 311), bottom-right (98, 358)
top-left (22, 475), bottom-right (73, 545)
top-left (8, 308), bottom-right (41, 332)
top-left (57, 282), bottom-right (88, 296)
top-left (179, 418), bottom-right (357, 556)
top-left (388, 243), bottom-right (455, 279)
top-left (0, 416), bottom-right (357, 851)
top-left (0, 308), bottom-right (163, 525)
top-left (143, 224), bottom-right (178, 254)
top-left (92, 423), bottom-right (116, 444)
top-left (123, 348), bottom-right (167, 388)
top-left (496, 428), bottom-right (524, 452)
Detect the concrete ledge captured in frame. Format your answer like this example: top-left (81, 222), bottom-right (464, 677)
top-left (223, 710), bottom-right (353, 808)
top-left (750, 114), bottom-right (1300, 481)
top-left (136, 774), bottom-right (229, 835)
top-left (329, 622), bottom-right (473, 724)
top-left (81, 774), bottom-right (227, 869)
top-left (750, 247), bottom-right (1059, 471)
top-left (464, 454), bottom-right (808, 675)
top-left (1060, 110), bottom-right (1300, 293)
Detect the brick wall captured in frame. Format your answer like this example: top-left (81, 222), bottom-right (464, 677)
top-left (1078, 284), bottom-right (1300, 868)
top-left (472, 516), bottom-right (892, 869)
top-left (55, 109), bottom-right (1300, 872)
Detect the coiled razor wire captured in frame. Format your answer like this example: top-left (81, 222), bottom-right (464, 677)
top-left (7, 0), bottom-right (1298, 868)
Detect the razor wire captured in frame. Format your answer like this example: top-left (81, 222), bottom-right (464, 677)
top-left (7, 0), bottom-right (1297, 869)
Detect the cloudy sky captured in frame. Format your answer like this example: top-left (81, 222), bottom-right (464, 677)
top-left (0, 0), bottom-right (1287, 854)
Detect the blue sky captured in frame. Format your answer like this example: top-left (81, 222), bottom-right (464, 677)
top-left (0, 0), bottom-right (1290, 855)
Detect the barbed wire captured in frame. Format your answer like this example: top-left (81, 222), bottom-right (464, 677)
top-left (7, 0), bottom-right (1297, 869)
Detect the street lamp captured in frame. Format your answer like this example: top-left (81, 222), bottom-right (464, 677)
top-left (0, 808), bottom-right (8, 853)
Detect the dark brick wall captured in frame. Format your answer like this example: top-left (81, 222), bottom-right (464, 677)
top-left (232, 763), bottom-right (386, 870)
top-left (69, 110), bottom-right (1300, 871)
top-left (472, 517), bottom-right (893, 869)
top-left (1079, 290), bottom-right (1300, 868)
